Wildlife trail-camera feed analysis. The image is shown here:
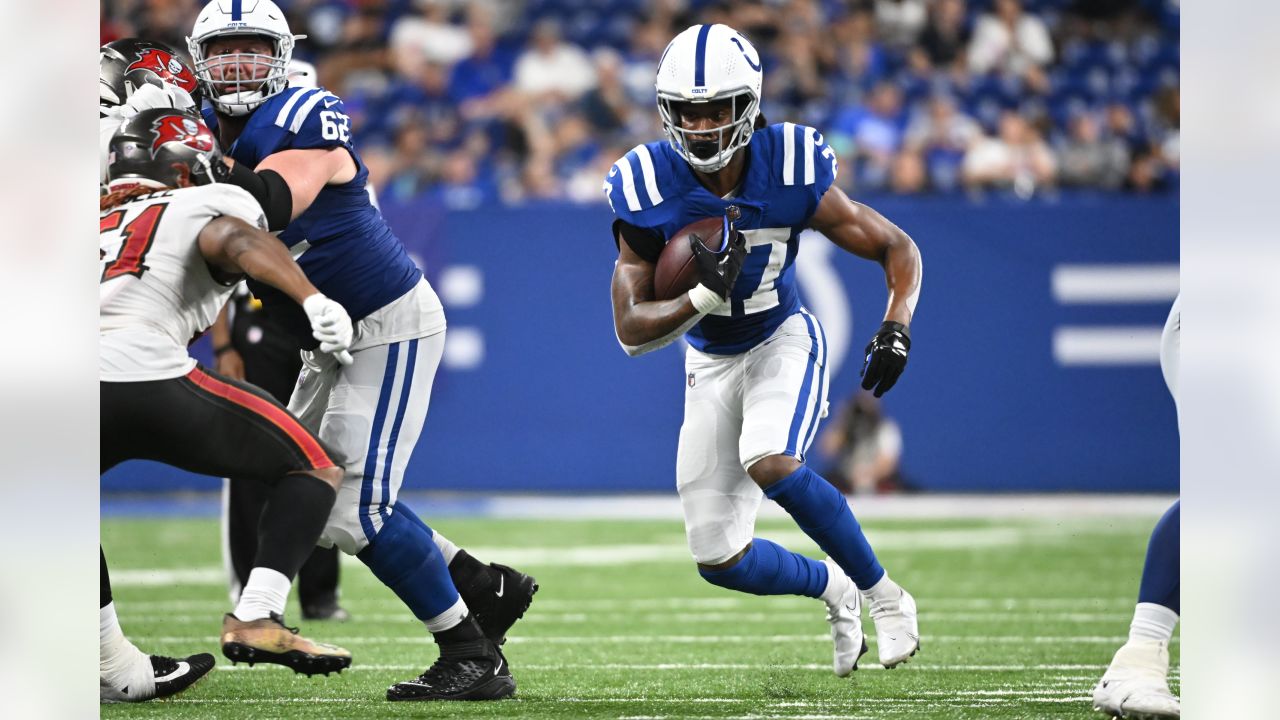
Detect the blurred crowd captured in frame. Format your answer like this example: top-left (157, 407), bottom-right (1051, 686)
top-left (101, 0), bottom-right (1179, 207)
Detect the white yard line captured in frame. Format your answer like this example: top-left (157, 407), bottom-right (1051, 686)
top-left (129, 610), bottom-right (1136, 625)
top-left (215, 662), bottom-right (1114, 672)
top-left (120, 595), bottom-right (1139, 611)
top-left (149, 633), bottom-right (1176, 645)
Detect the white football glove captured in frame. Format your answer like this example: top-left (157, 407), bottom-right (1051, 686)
top-left (119, 82), bottom-right (196, 119)
top-left (302, 294), bottom-right (354, 366)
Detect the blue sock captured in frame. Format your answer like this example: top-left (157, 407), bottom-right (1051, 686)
top-left (1137, 500), bottom-right (1179, 613)
top-left (764, 465), bottom-right (885, 589)
top-left (356, 503), bottom-right (460, 622)
top-left (393, 502), bottom-right (434, 541)
top-left (698, 538), bottom-right (828, 598)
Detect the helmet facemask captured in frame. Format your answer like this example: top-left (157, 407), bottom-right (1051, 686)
top-left (659, 90), bottom-right (759, 174)
top-left (190, 33), bottom-right (293, 116)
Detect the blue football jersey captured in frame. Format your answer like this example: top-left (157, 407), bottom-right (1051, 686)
top-left (604, 123), bottom-right (839, 355)
top-left (206, 87), bottom-right (422, 345)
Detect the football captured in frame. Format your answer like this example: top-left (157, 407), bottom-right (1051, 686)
top-left (652, 216), bottom-right (727, 301)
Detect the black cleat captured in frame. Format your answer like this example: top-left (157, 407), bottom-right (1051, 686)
top-left (221, 613), bottom-right (352, 676)
top-left (101, 652), bottom-right (216, 703)
top-left (451, 551), bottom-right (538, 644)
top-left (386, 639), bottom-right (515, 701)
top-left (151, 653), bottom-right (217, 699)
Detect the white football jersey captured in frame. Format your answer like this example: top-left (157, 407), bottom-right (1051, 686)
top-left (100, 183), bottom-right (267, 381)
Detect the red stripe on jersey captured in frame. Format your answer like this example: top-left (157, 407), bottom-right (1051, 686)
top-left (188, 367), bottom-right (334, 470)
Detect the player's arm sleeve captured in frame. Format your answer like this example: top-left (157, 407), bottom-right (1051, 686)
top-left (612, 219), bottom-right (665, 264)
top-left (224, 162), bottom-right (293, 231)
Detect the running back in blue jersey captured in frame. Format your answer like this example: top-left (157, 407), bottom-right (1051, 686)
top-left (206, 86), bottom-right (422, 346)
top-left (604, 123), bottom-right (839, 355)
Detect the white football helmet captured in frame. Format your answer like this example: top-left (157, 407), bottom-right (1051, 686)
top-left (655, 24), bottom-right (763, 173)
top-left (187, 0), bottom-right (303, 116)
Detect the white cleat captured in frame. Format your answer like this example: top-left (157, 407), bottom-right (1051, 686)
top-left (1093, 641), bottom-right (1180, 719)
top-left (864, 579), bottom-right (919, 668)
top-left (821, 558), bottom-right (868, 677)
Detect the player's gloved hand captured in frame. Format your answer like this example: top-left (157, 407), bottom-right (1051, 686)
top-left (860, 321), bottom-right (910, 397)
top-left (690, 214), bottom-right (748, 299)
top-left (120, 82), bottom-right (196, 119)
top-left (302, 294), bottom-right (354, 366)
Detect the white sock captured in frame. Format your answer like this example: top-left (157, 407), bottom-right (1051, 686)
top-left (819, 559), bottom-right (851, 606)
top-left (1129, 602), bottom-right (1179, 645)
top-left (100, 602), bottom-right (155, 697)
top-left (424, 596), bottom-right (470, 633)
top-left (432, 532), bottom-right (460, 565)
top-left (233, 567), bottom-right (292, 622)
top-left (860, 572), bottom-right (899, 604)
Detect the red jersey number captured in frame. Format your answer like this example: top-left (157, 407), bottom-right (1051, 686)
top-left (100, 203), bottom-right (167, 282)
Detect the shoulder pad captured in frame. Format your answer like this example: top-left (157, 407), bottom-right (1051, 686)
top-left (268, 87), bottom-right (350, 147)
top-left (769, 122), bottom-right (838, 188)
top-left (603, 142), bottom-right (673, 224)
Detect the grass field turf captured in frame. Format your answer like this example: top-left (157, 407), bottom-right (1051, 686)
top-left (101, 513), bottom-right (1178, 719)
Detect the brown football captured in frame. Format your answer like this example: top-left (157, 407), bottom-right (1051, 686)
top-left (653, 216), bottom-right (727, 301)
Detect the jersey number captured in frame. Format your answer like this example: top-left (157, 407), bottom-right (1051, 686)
top-left (320, 110), bottom-right (350, 143)
top-left (100, 203), bottom-right (167, 282)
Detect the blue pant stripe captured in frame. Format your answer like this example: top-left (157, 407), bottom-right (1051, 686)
top-left (359, 344), bottom-right (400, 542)
top-left (799, 311), bottom-right (828, 459)
top-left (784, 314), bottom-right (820, 456)
top-left (377, 339), bottom-right (419, 521)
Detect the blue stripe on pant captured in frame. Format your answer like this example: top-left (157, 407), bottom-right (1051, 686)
top-left (783, 312), bottom-right (822, 458)
top-left (378, 338), bottom-right (419, 521)
top-left (798, 312), bottom-right (828, 458)
top-left (359, 343), bottom-right (401, 542)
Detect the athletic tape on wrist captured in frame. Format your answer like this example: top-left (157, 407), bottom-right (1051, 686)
top-left (688, 284), bottom-right (724, 315)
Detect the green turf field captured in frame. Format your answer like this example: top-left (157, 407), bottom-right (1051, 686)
top-left (101, 513), bottom-right (1178, 719)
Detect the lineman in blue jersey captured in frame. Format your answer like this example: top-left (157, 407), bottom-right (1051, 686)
top-left (606, 24), bottom-right (924, 677)
top-left (186, 0), bottom-right (535, 701)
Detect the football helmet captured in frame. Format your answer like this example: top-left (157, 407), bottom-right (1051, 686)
top-left (106, 109), bottom-right (226, 190)
top-left (187, 0), bottom-right (303, 116)
top-left (656, 24), bottom-right (763, 173)
top-left (100, 39), bottom-right (200, 111)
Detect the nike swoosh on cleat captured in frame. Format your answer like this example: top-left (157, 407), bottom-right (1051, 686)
top-left (495, 576), bottom-right (505, 598)
top-left (155, 661), bottom-right (191, 683)
top-left (495, 657), bottom-right (504, 674)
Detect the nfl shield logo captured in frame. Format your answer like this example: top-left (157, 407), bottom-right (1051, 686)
top-left (687, 373), bottom-right (696, 388)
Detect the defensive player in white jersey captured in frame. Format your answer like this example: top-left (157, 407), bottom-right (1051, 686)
top-left (99, 108), bottom-right (355, 699)
top-left (1093, 296), bottom-right (1181, 719)
top-left (605, 24), bottom-right (923, 676)
top-left (176, 0), bottom-right (534, 700)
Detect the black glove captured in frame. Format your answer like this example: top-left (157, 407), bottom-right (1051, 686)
top-left (690, 216), bottom-right (748, 299)
top-left (860, 321), bottom-right (911, 397)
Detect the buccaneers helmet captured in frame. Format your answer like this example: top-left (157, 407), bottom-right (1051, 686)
top-left (105, 109), bottom-right (226, 190)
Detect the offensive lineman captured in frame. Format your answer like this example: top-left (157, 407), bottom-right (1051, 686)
top-left (1092, 296), bottom-right (1181, 719)
top-left (605, 24), bottom-right (923, 676)
top-left (178, 0), bottom-right (534, 699)
top-left (100, 108), bottom-right (354, 699)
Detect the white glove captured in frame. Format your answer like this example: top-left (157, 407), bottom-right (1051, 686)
top-left (120, 82), bottom-right (196, 120)
top-left (302, 294), bottom-right (354, 366)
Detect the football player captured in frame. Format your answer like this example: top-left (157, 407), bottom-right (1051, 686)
top-left (605, 24), bottom-right (923, 676)
top-left (183, 0), bottom-right (533, 700)
top-left (1093, 296), bottom-right (1181, 719)
top-left (100, 108), bottom-right (355, 699)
